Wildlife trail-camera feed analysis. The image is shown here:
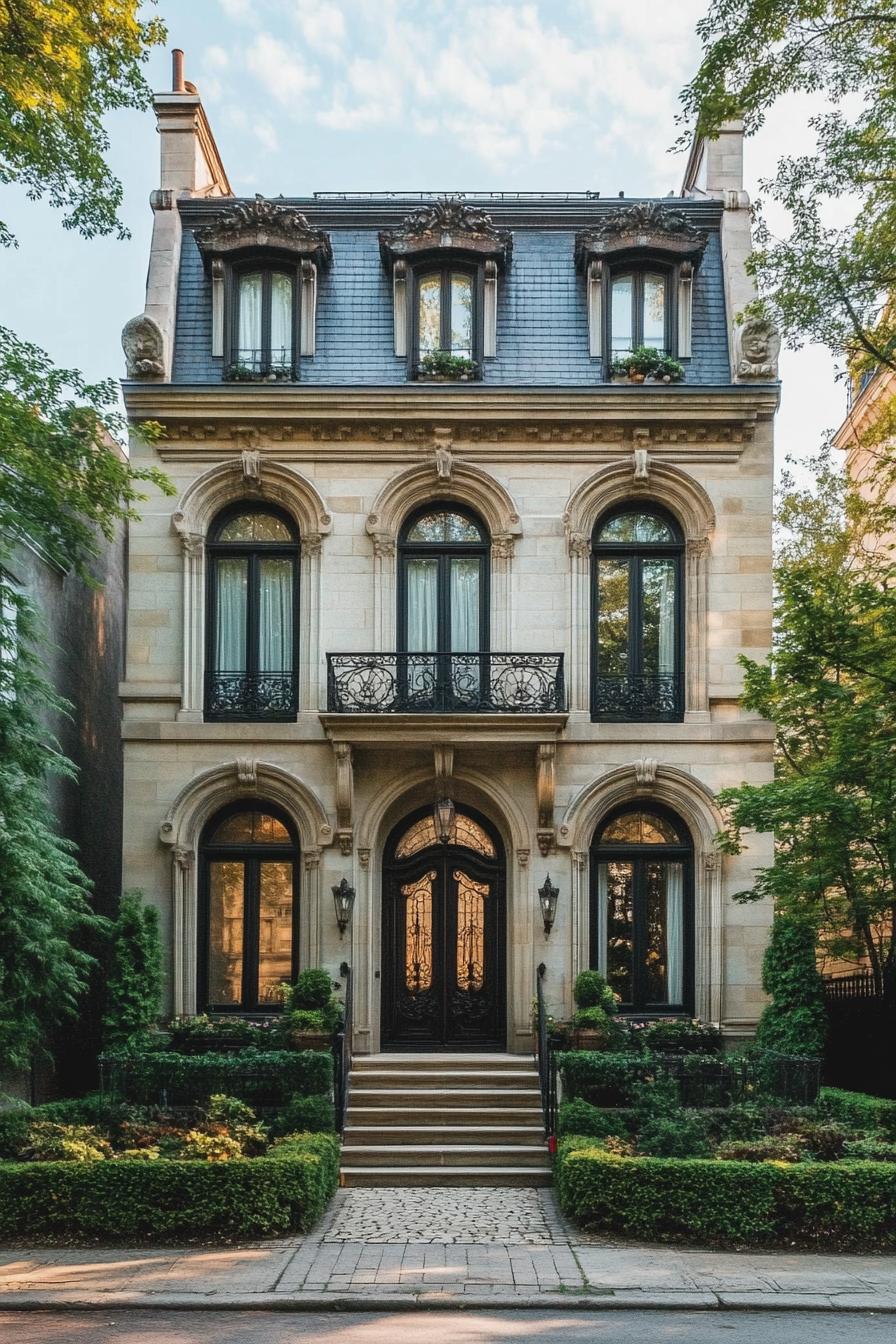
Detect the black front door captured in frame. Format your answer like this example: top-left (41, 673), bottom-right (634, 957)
top-left (382, 809), bottom-right (505, 1050)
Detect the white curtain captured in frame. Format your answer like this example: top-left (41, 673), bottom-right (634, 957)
top-left (658, 561), bottom-right (676, 677)
top-left (450, 558), bottom-right (480, 652)
top-left (407, 560), bottom-right (438, 650)
top-left (258, 558), bottom-right (293, 673)
top-left (665, 861), bottom-right (684, 1004)
top-left (238, 273), bottom-right (263, 365)
top-left (270, 273), bottom-right (293, 367)
top-left (215, 558), bottom-right (247, 671)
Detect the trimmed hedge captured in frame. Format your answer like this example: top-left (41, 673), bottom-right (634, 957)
top-left (819, 1088), bottom-right (896, 1139)
top-left (105, 1049), bottom-right (332, 1106)
top-left (0, 1132), bottom-right (340, 1242)
top-left (556, 1137), bottom-right (896, 1248)
top-left (557, 1052), bottom-right (654, 1105)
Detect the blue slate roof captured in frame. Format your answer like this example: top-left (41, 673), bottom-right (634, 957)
top-left (172, 197), bottom-right (730, 386)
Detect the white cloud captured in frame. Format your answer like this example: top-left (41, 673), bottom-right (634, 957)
top-left (254, 119), bottom-right (279, 152)
top-left (246, 32), bottom-right (320, 106)
top-left (204, 45), bottom-right (230, 71)
top-left (219, 0), bottom-right (253, 20)
top-left (290, 0), bottom-right (346, 59)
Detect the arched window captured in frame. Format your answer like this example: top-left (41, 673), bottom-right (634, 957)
top-left (199, 803), bottom-right (299, 1012)
top-left (398, 505), bottom-right (489, 709)
top-left (206, 504), bottom-right (299, 721)
top-left (230, 265), bottom-right (297, 380)
top-left (591, 504), bottom-right (683, 722)
top-left (591, 804), bottom-right (692, 1012)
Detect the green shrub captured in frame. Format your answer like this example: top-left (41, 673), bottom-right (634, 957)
top-left (555, 1139), bottom-right (896, 1247)
top-left (792, 1121), bottom-right (849, 1161)
top-left (557, 1099), bottom-right (634, 1139)
top-left (0, 1132), bottom-right (341, 1242)
top-left (22, 1122), bottom-right (112, 1163)
top-left (557, 1052), bottom-right (656, 1106)
top-left (157, 1130), bottom-right (243, 1162)
top-left (708, 1104), bottom-right (767, 1143)
top-left (638, 1019), bottom-right (722, 1056)
top-left (280, 1009), bottom-right (330, 1032)
top-left (104, 1049), bottom-right (332, 1107)
top-left (754, 916), bottom-right (826, 1058)
top-left (843, 1138), bottom-right (896, 1162)
top-left (819, 1088), bottom-right (896, 1139)
top-left (167, 1015), bottom-right (278, 1051)
top-left (638, 1113), bottom-right (711, 1159)
top-left (716, 1135), bottom-right (806, 1163)
top-left (572, 971), bottom-right (617, 1013)
top-left (288, 969), bottom-right (333, 1010)
top-left (270, 1094), bottom-right (336, 1136)
top-left (103, 891), bottom-right (163, 1048)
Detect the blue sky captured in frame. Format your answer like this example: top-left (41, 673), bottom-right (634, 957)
top-left (0, 0), bottom-right (844, 464)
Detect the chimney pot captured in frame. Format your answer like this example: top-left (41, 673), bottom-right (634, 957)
top-left (172, 49), bottom-right (186, 93)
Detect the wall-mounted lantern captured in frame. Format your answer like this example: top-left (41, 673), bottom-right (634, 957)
top-left (434, 796), bottom-right (456, 845)
top-left (332, 878), bottom-right (356, 938)
top-left (538, 874), bottom-right (559, 938)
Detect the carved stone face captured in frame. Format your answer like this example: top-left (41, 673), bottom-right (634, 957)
top-left (741, 322), bottom-right (772, 362)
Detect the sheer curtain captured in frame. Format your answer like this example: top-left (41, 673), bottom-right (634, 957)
top-left (215, 558), bottom-right (247, 671)
top-left (407, 559), bottom-right (438, 699)
top-left (258, 559), bottom-right (294, 673)
top-left (665, 861), bottom-right (684, 1004)
top-left (238, 274), bottom-right (263, 368)
top-left (269, 274), bottom-right (293, 368)
top-left (451, 558), bottom-right (481, 701)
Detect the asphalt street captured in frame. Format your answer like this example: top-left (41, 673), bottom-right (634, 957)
top-left (1, 1310), bottom-right (892, 1344)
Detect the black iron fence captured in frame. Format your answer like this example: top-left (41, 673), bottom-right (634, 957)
top-left (205, 671), bottom-right (298, 720)
top-left (333, 961), bottom-right (353, 1135)
top-left (823, 969), bottom-right (896, 1098)
top-left (327, 652), bottom-right (565, 714)
top-left (593, 673), bottom-right (681, 722)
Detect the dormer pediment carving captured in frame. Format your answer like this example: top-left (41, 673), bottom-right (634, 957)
top-left (379, 198), bottom-right (512, 270)
top-left (575, 202), bottom-right (707, 270)
top-left (194, 195), bottom-right (332, 270)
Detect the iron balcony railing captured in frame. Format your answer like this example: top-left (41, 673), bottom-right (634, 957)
top-left (593, 673), bottom-right (682, 722)
top-left (205, 671), bottom-right (298, 721)
top-left (326, 651), bottom-right (565, 714)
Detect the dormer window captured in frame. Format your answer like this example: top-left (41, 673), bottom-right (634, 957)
top-left (194, 196), bottom-right (332, 384)
top-left (232, 266), bottom-right (296, 380)
top-left (576, 204), bottom-right (707, 379)
top-left (610, 270), bottom-right (669, 357)
top-left (379, 198), bottom-right (512, 381)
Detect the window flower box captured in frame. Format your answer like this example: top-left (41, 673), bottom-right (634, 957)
top-left (225, 363), bottom-right (294, 384)
top-left (415, 354), bottom-right (480, 383)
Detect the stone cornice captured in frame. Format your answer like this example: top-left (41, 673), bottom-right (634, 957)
top-left (575, 202), bottom-right (708, 270)
top-left (379, 198), bottom-right (513, 269)
top-left (123, 383), bottom-right (778, 459)
top-left (194, 195), bottom-right (333, 270)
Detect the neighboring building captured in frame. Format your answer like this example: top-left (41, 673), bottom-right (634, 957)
top-left (119, 59), bottom-right (778, 1057)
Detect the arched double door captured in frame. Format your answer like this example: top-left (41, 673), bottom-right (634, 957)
top-left (382, 806), bottom-right (506, 1050)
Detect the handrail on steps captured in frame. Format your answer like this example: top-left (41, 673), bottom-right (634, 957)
top-left (535, 961), bottom-right (558, 1147)
top-left (334, 961), bottom-right (352, 1135)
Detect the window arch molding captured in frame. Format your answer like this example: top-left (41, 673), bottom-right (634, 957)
top-left (172, 459), bottom-right (332, 719)
top-left (366, 461), bottom-right (522, 649)
top-left (159, 759), bottom-right (332, 1016)
top-left (559, 763), bottom-right (725, 1024)
top-left (563, 461), bottom-right (715, 716)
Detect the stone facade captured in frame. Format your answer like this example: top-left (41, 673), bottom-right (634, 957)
top-left (120, 78), bottom-right (776, 1051)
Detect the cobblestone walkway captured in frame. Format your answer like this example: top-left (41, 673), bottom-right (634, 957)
top-left (323, 1186), bottom-right (566, 1244)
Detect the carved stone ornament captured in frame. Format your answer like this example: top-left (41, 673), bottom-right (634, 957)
top-left (379, 197), bottom-right (513, 270)
top-left (240, 449), bottom-right (262, 487)
top-left (194, 195), bottom-right (333, 269)
top-left (122, 313), bottom-right (165, 379)
top-left (575, 202), bottom-right (708, 270)
top-left (633, 756), bottom-right (658, 786)
top-left (235, 757), bottom-right (257, 788)
top-left (734, 318), bottom-right (781, 381)
top-left (633, 447), bottom-right (650, 483)
top-left (435, 445), bottom-right (454, 481)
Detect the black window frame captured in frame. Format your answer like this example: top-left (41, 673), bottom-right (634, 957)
top-left (605, 261), bottom-right (677, 363)
top-left (591, 501), bottom-right (684, 723)
top-left (590, 801), bottom-right (694, 1015)
top-left (205, 501), bottom-right (300, 722)
top-left (226, 259), bottom-right (301, 380)
top-left (397, 502), bottom-right (490, 654)
top-left (198, 799), bottom-right (300, 1015)
top-left (410, 260), bottom-right (483, 378)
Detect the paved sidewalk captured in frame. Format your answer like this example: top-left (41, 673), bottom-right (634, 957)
top-left (1, 1187), bottom-right (895, 1313)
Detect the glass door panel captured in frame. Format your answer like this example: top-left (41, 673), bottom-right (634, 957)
top-left (640, 559), bottom-right (676, 677)
top-left (596, 559), bottom-right (630, 676)
top-left (604, 860), bottom-right (634, 1002)
top-left (257, 558), bottom-right (294, 673)
top-left (208, 861), bottom-right (245, 1006)
top-left (257, 861), bottom-right (294, 1005)
top-left (450, 273), bottom-right (473, 356)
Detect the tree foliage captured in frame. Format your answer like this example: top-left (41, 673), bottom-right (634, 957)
top-left (0, 0), bottom-right (166, 246)
top-left (679, 2), bottom-right (896, 375)
top-left (717, 451), bottom-right (896, 986)
top-left (102, 892), bottom-right (162, 1049)
top-left (754, 915), bottom-right (828, 1057)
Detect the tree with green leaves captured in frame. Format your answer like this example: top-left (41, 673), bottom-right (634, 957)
top-left (717, 451), bottom-right (896, 991)
top-left (0, 1), bottom-right (169, 1073)
top-left (103, 891), bottom-right (163, 1049)
top-left (754, 915), bottom-right (828, 1057)
top-left (0, 0), bottom-right (165, 246)
top-left (679, 2), bottom-right (896, 379)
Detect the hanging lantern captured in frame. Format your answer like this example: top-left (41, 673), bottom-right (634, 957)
top-left (433, 796), bottom-right (456, 845)
top-left (332, 878), bottom-right (356, 937)
top-left (538, 874), bottom-right (560, 938)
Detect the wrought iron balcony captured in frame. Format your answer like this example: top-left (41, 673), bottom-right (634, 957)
top-left (327, 652), bottom-right (565, 714)
top-left (592, 674), bottom-right (682, 722)
top-left (205, 671), bottom-right (298, 721)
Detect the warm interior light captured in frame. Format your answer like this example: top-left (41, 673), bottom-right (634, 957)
top-left (433, 796), bottom-right (456, 846)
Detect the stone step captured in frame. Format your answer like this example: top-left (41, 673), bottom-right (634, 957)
top-left (341, 1166), bottom-right (553, 1188)
top-left (351, 1054), bottom-right (532, 1071)
top-left (345, 1105), bottom-right (545, 1126)
top-left (347, 1087), bottom-right (542, 1109)
top-left (340, 1144), bottom-right (550, 1169)
top-left (348, 1068), bottom-right (540, 1089)
top-left (343, 1124), bottom-right (546, 1146)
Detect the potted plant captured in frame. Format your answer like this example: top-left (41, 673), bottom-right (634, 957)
top-left (277, 968), bottom-right (342, 1050)
top-left (417, 351), bottom-right (480, 382)
top-left (571, 970), bottom-right (622, 1049)
top-left (652, 354), bottom-right (685, 384)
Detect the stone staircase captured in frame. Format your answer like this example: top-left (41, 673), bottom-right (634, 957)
top-left (340, 1053), bottom-right (551, 1187)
